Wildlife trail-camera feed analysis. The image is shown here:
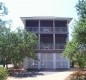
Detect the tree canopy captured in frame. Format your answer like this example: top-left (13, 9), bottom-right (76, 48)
top-left (0, 2), bottom-right (37, 68)
top-left (63, 0), bottom-right (86, 68)
top-left (0, 2), bottom-right (8, 16)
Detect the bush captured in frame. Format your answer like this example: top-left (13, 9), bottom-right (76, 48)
top-left (65, 70), bottom-right (86, 80)
top-left (71, 71), bottom-right (86, 80)
top-left (0, 67), bottom-right (8, 80)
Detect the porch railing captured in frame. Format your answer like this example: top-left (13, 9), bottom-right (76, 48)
top-left (26, 27), bottom-right (39, 32)
top-left (40, 27), bottom-right (53, 33)
top-left (40, 43), bottom-right (53, 49)
top-left (26, 27), bottom-right (67, 33)
top-left (35, 43), bottom-right (65, 50)
top-left (55, 43), bottom-right (65, 49)
top-left (55, 27), bottom-right (68, 33)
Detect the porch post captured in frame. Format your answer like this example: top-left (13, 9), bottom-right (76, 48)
top-left (38, 20), bottom-right (40, 49)
top-left (53, 20), bottom-right (55, 49)
top-left (67, 58), bottom-right (70, 69)
top-left (53, 53), bottom-right (56, 69)
top-left (38, 53), bottom-right (41, 70)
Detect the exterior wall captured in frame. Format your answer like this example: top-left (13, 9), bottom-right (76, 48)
top-left (23, 18), bottom-right (71, 70)
top-left (23, 53), bottom-right (70, 70)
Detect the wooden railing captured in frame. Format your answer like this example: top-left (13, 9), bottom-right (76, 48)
top-left (35, 43), bottom-right (65, 49)
top-left (40, 43), bottom-right (53, 49)
top-left (40, 27), bottom-right (53, 33)
top-left (55, 43), bottom-right (65, 49)
top-left (26, 27), bottom-right (68, 33)
top-left (26, 27), bottom-right (39, 32)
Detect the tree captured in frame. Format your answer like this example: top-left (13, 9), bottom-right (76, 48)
top-left (0, 2), bottom-right (8, 16)
top-left (8, 29), bottom-right (37, 68)
top-left (0, 2), bottom-right (8, 27)
top-left (63, 40), bottom-right (78, 67)
top-left (0, 2), bottom-right (10, 67)
top-left (0, 2), bottom-right (37, 69)
top-left (0, 28), bottom-right (37, 68)
top-left (74, 0), bottom-right (86, 68)
top-left (63, 0), bottom-right (86, 68)
top-left (76, 0), bottom-right (86, 19)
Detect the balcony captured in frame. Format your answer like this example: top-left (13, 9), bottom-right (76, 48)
top-left (40, 27), bottom-right (53, 33)
top-left (55, 27), bottom-right (68, 33)
top-left (26, 27), bottom-right (68, 33)
top-left (26, 27), bottom-right (39, 33)
top-left (36, 43), bottom-right (65, 50)
top-left (55, 43), bottom-right (65, 49)
top-left (40, 43), bottom-right (53, 49)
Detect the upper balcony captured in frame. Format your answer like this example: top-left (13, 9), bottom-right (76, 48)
top-left (55, 43), bottom-right (65, 49)
top-left (26, 27), bottom-right (39, 33)
top-left (54, 27), bottom-right (68, 34)
top-left (40, 27), bottom-right (53, 33)
top-left (26, 27), bottom-right (68, 34)
top-left (36, 43), bottom-right (65, 50)
top-left (40, 43), bottom-right (53, 49)
top-left (25, 20), bottom-right (68, 34)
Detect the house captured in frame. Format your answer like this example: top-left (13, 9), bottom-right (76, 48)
top-left (21, 16), bottom-right (72, 70)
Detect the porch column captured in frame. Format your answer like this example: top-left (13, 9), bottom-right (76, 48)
top-left (38, 20), bottom-right (40, 49)
top-left (53, 34), bottom-right (55, 49)
top-left (38, 34), bottom-right (40, 49)
top-left (67, 58), bottom-right (70, 69)
top-left (39, 20), bottom-right (40, 33)
top-left (38, 53), bottom-right (41, 70)
top-left (53, 20), bottom-right (55, 49)
top-left (53, 53), bottom-right (56, 69)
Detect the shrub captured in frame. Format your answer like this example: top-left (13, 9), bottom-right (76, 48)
top-left (0, 67), bottom-right (8, 80)
top-left (71, 71), bottom-right (86, 80)
top-left (65, 70), bottom-right (86, 80)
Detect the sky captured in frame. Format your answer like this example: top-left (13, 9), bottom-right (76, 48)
top-left (1, 0), bottom-right (78, 39)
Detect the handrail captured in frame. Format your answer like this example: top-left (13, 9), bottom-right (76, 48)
top-left (55, 43), bottom-right (65, 49)
top-left (26, 27), bottom-right (67, 33)
top-left (40, 43), bottom-right (53, 49)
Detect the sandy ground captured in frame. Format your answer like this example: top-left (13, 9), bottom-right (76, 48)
top-left (7, 70), bottom-right (73, 80)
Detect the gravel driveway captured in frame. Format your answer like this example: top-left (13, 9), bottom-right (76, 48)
top-left (7, 70), bottom-right (73, 80)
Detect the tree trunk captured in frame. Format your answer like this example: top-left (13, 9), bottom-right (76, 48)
top-left (6, 64), bottom-right (8, 69)
top-left (3, 63), bottom-right (5, 67)
top-left (71, 60), bottom-right (74, 68)
top-left (13, 63), bottom-right (19, 69)
top-left (2, 58), bottom-right (5, 67)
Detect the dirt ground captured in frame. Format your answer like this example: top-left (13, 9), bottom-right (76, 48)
top-left (7, 70), bottom-right (74, 80)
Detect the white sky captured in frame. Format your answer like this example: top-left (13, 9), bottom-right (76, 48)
top-left (1, 0), bottom-right (78, 39)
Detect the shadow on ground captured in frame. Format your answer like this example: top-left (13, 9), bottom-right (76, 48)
top-left (11, 71), bottom-right (44, 77)
top-left (10, 69), bottom-right (69, 78)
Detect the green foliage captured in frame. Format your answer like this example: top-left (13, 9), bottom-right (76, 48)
top-left (73, 21), bottom-right (86, 44)
top-left (0, 2), bottom-right (8, 27)
top-left (63, 0), bottom-right (86, 68)
top-left (0, 28), bottom-right (37, 68)
top-left (63, 40), bottom-right (78, 61)
top-left (0, 2), bottom-right (37, 68)
top-left (76, 0), bottom-right (86, 18)
top-left (75, 0), bottom-right (86, 43)
top-left (8, 29), bottom-right (37, 68)
top-left (0, 2), bottom-right (8, 16)
top-left (0, 67), bottom-right (8, 80)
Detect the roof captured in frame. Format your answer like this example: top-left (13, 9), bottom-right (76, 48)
top-left (20, 16), bottom-right (72, 24)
